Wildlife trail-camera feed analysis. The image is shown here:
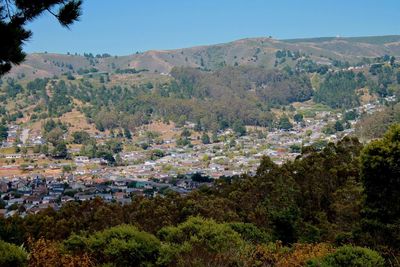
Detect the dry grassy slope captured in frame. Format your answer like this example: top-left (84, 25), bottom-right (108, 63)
top-left (7, 35), bottom-right (400, 79)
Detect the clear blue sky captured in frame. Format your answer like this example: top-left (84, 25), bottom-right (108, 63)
top-left (24, 0), bottom-right (400, 55)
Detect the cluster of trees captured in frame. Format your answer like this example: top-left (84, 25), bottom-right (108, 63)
top-left (1, 78), bottom-right (74, 124)
top-left (278, 116), bottom-right (293, 130)
top-left (360, 125), bottom-right (400, 249)
top-left (368, 60), bottom-right (400, 97)
top-left (0, 123), bottom-right (8, 142)
top-left (76, 67), bottom-right (99, 75)
top-left (323, 119), bottom-right (351, 135)
top-left (38, 67), bottom-right (279, 132)
top-left (78, 136), bottom-right (123, 165)
top-left (75, 138), bottom-right (123, 165)
top-left (3, 58), bottom-right (400, 135)
top-left (42, 120), bottom-right (69, 159)
top-left (29, 118), bottom-right (126, 163)
top-left (314, 71), bottom-right (361, 109)
top-left (275, 49), bottom-right (302, 59)
top-left (176, 128), bottom-right (192, 147)
top-left (47, 81), bottom-right (73, 116)
top-left (158, 66), bottom-right (312, 130)
top-left (170, 66), bottom-right (313, 105)
top-left (274, 49), bottom-right (304, 66)
top-left (83, 53), bottom-right (112, 59)
top-left (26, 78), bottom-right (49, 102)
top-left (295, 59), bottom-right (329, 74)
top-left (1, 125), bottom-right (400, 265)
top-left (3, 79), bottom-right (23, 98)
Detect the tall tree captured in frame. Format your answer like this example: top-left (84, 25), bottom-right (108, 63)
top-left (360, 124), bottom-right (400, 247)
top-left (0, 124), bottom-right (8, 141)
top-left (0, 0), bottom-right (82, 76)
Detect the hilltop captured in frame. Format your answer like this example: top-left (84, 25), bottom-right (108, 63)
top-left (7, 35), bottom-right (400, 79)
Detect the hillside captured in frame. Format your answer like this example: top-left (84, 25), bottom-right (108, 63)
top-left (2, 34), bottom-right (400, 144)
top-left (7, 35), bottom-right (400, 79)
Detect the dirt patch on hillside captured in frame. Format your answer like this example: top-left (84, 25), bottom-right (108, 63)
top-left (59, 109), bottom-right (99, 135)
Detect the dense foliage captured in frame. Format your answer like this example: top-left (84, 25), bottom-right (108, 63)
top-left (308, 246), bottom-right (385, 267)
top-left (0, 240), bottom-right (27, 267)
top-left (314, 71), bottom-right (360, 108)
top-left (0, 65), bottom-right (314, 132)
top-left (360, 124), bottom-right (400, 249)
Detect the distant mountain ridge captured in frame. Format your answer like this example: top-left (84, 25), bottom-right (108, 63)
top-left (7, 35), bottom-right (400, 79)
top-left (283, 35), bottom-right (400, 44)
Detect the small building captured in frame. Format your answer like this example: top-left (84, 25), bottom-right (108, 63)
top-left (75, 156), bottom-right (89, 164)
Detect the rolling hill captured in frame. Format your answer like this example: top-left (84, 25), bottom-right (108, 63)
top-left (7, 35), bottom-right (400, 79)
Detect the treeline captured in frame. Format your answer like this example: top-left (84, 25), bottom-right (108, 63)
top-left (312, 57), bottom-right (400, 109)
top-left (1, 125), bottom-right (400, 266)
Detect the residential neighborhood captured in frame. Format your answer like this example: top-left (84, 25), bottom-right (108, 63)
top-left (0, 96), bottom-right (395, 217)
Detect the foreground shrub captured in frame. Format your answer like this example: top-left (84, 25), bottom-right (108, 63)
top-left (0, 240), bottom-right (28, 267)
top-left (157, 217), bottom-right (246, 266)
top-left (308, 245), bottom-right (385, 267)
top-left (228, 222), bottom-right (271, 244)
top-left (64, 224), bottom-right (160, 266)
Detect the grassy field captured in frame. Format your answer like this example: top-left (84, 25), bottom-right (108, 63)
top-left (0, 147), bottom-right (16, 154)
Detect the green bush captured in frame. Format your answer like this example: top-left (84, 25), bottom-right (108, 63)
top-left (308, 245), bottom-right (385, 267)
top-left (64, 225), bottom-right (160, 266)
top-left (0, 240), bottom-right (28, 267)
top-left (157, 217), bottom-right (245, 266)
top-left (228, 222), bottom-right (271, 244)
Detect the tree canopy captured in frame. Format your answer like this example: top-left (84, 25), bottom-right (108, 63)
top-left (0, 0), bottom-right (82, 75)
top-left (360, 124), bottom-right (400, 248)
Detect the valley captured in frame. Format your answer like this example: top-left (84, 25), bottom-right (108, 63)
top-left (0, 33), bottom-right (399, 216)
top-left (3, 1), bottom-right (400, 265)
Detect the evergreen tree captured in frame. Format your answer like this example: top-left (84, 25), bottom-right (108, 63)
top-left (0, 0), bottom-right (82, 75)
top-left (278, 116), bottom-right (293, 131)
top-left (334, 120), bottom-right (344, 132)
top-left (72, 131), bottom-right (90, 144)
top-left (0, 124), bottom-right (8, 141)
top-left (233, 120), bottom-right (246, 136)
top-left (201, 132), bottom-right (210, 144)
top-left (293, 113), bottom-right (304, 123)
top-left (52, 142), bottom-right (68, 159)
top-left (124, 128), bottom-right (132, 139)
